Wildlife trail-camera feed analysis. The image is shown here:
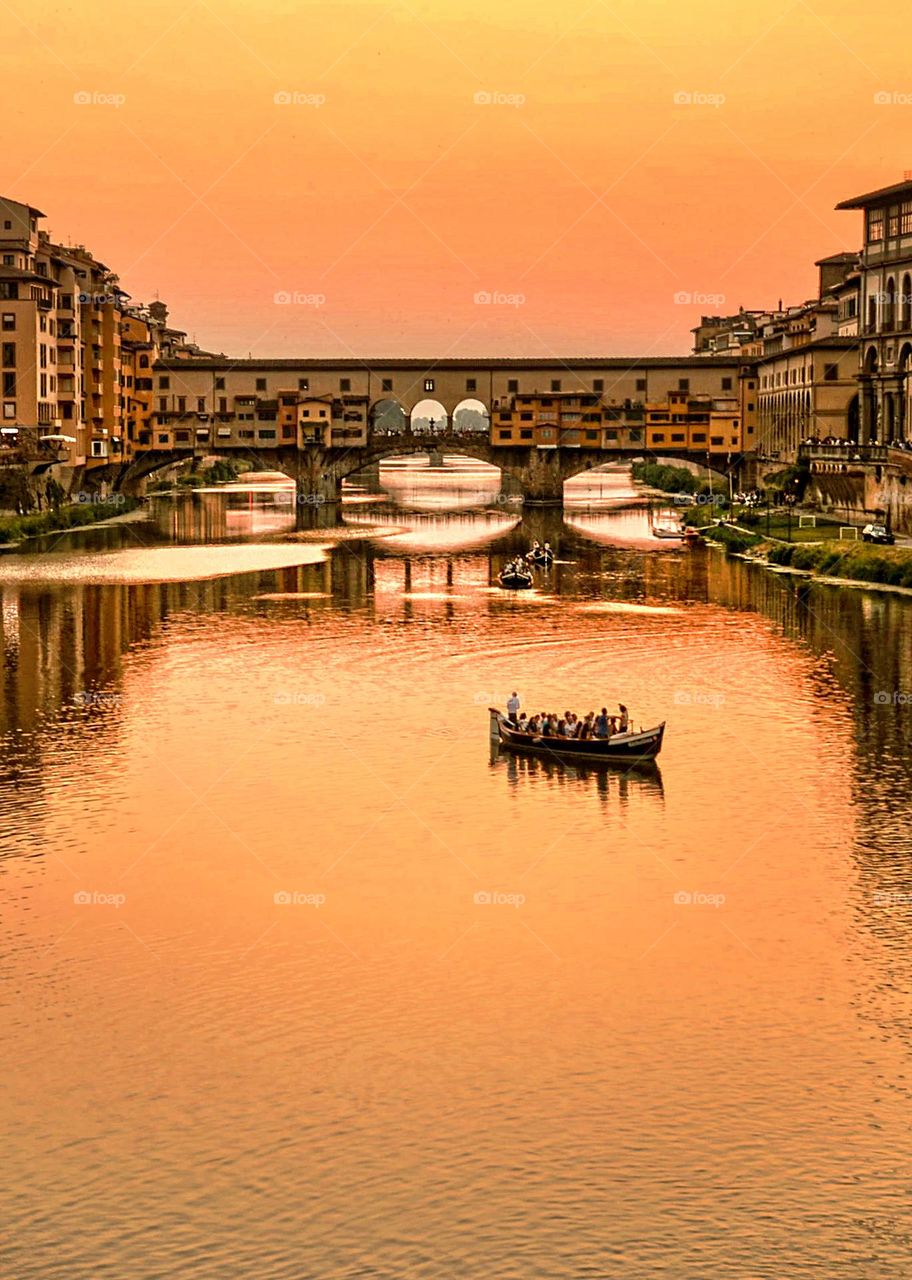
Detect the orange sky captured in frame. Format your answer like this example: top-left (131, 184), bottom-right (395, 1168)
top-left (5, 0), bottom-right (910, 356)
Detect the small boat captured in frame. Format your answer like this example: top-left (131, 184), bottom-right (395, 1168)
top-left (498, 568), bottom-right (533, 590)
top-left (525, 549), bottom-right (554, 567)
top-left (652, 521), bottom-right (683, 540)
top-left (489, 708), bottom-right (666, 762)
top-left (682, 526), bottom-right (704, 546)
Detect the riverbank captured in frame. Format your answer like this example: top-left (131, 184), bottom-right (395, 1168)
top-left (0, 497), bottom-right (142, 548)
top-left (692, 516), bottom-right (912, 590)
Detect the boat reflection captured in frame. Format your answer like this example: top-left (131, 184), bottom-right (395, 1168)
top-left (491, 741), bottom-right (665, 802)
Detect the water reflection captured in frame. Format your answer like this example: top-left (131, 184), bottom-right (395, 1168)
top-left (5, 479), bottom-right (912, 1276)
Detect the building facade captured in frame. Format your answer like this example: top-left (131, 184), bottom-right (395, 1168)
top-left (836, 178), bottom-right (912, 443)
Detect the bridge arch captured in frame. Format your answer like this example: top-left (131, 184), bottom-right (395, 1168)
top-left (370, 398), bottom-right (408, 435)
top-left (409, 397), bottom-right (449, 433)
top-left (451, 398), bottom-right (490, 433)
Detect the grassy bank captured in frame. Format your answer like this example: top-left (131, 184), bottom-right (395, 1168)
top-left (0, 497), bottom-right (140, 546)
top-left (759, 540), bottom-right (912, 588)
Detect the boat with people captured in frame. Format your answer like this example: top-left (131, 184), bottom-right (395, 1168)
top-left (489, 705), bottom-right (666, 763)
top-left (525, 540), bottom-right (554, 567)
top-left (498, 560), bottom-right (533, 590)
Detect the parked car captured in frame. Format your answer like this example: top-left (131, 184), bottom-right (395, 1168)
top-left (862, 523), bottom-right (895, 545)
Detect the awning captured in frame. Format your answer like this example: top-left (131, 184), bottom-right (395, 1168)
top-left (0, 427), bottom-right (19, 435)
top-left (39, 434), bottom-right (77, 444)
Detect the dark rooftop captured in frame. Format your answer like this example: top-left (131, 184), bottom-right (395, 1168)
top-left (835, 179), bottom-right (912, 210)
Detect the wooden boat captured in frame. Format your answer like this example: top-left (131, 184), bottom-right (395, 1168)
top-left (490, 709), bottom-right (666, 762)
top-left (525, 547), bottom-right (554, 567)
top-left (652, 522), bottom-right (683, 540)
top-left (682, 526), bottom-right (704, 546)
top-left (498, 568), bottom-right (533, 590)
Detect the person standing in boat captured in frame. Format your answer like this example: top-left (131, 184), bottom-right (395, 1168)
top-left (594, 707), bottom-right (610, 739)
top-left (506, 691), bottom-right (521, 726)
top-left (617, 704), bottom-right (629, 733)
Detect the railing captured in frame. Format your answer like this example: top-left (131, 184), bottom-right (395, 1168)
top-left (799, 443), bottom-right (888, 463)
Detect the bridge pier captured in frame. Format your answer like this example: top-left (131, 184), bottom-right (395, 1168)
top-left (293, 452), bottom-right (343, 528)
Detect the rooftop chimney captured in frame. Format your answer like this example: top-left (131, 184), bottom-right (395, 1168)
top-left (905, 171), bottom-right (912, 181)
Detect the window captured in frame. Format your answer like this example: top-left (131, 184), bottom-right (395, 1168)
top-left (710, 436), bottom-right (724, 446)
top-left (466, 378), bottom-right (476, 393)
top-left (258, 429), bottom-right (277, 439)
top-left (239, 429), bottom-right (255, 439)
top-left (158, 397), bottom-right (168, 413)
top-left (424, 378), bottom-right (434, 392)
top-left (0, 284), bottom-right (17, 300)
top-left (636, 378), bottom-right (646, 392)
top-left (1, 343), bottom-right (14, 366)
top-left (671, 433), bottom-right (685, 442)
top-left (197, 397), bottom-right (205, 412)
top-left (867, 208), bottom-right (885, 243)
top-left (888, 206), bottom-right (900, 238)
top-left (721, 377), bottom-right (732, 390)
top-left (381, 378), bottom-right (392, 392)
top-left (823, 363), bottom-right (839, 381)
top-left (2, 221), bottom-right (9, 230)
top-left (551, 380), bottom-right (561, 392)
top-left (215, 376), bottom-right (225, 390)
top-left (593, 379), bottom-right (604, 392)
top-left (2, 255), bottom-right (13, 267)
top-left (520, 412), bottom-right (533, 421)
top-left (139, 354), bottom-right (149, 368)
top-left (692, 432), bottom-right (706, 442)
top-left (902, 202), bottom-right (912, 235)
top-left (498, 429), bottom-right (511, 439)
top-left (678, 378), bottom-right (689, 392)
top-left (340, 378), bottom-right (351, 392)
top-left (157, 433), bottom-right (169, 444)
top-left (1, 314), bottom-right (13, 331)
top-left (299, 377), bottom-right (309, 391)
top-left (219, 397), bottom-right (227, 413)
top-left (2, 402), bottom-right (14, 419)
top-left (159, 375), bottom-right (170, 389)
top-left (256, 377), bottom-right (267, 391)
top-left (747, 402), bottom-right (755, 412)
top-left (652, 432), bottom-right (665, 442)
top-left (2, 373), bottom-right (14, 397)
top-left (507, 379), bottom-right (518, 393)
top-left (520, 429), bottom-right (533, 440)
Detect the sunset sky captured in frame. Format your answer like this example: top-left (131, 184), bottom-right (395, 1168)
top-left (5, 0), bottom-right (910, 356)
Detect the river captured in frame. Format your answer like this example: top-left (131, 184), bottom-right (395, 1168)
top-left (2, 464), bottom-right (911, 1278)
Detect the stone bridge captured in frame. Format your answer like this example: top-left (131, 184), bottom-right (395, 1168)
top-left (110, 429), bottom-right (739, 509)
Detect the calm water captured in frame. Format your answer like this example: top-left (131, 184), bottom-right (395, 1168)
top-left (3, 467), bottom-right (912, 1278)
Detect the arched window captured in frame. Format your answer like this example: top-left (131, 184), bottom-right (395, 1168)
top-left (884, 277), bottom-right (896, 330)
top-left (902, 274), bottom-right (912, 328)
